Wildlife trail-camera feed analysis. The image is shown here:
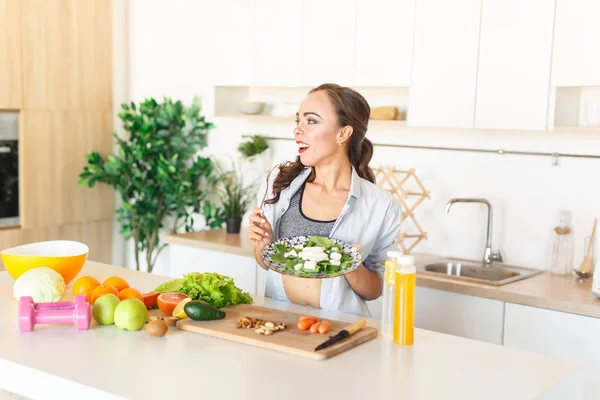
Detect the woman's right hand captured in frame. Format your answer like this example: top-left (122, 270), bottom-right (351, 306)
top-left (247, 208), bottom-right (274, 265)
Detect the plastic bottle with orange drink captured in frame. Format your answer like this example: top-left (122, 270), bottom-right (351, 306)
top-left (382, 250), bottom-right (403, 339)
top-left (393, 255), bottom-right (416, 346)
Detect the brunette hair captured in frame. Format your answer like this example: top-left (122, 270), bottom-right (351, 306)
top-left (264, 83), bottom-right (375, 205)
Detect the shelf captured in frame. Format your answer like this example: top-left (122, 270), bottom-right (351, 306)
top-left (214, 113), bottom-right (407, 127)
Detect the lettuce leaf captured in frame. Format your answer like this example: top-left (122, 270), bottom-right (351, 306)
top-left (153, 272), bottom-right (253, 308)
top-left (306, 236), bottom-right (332, 248)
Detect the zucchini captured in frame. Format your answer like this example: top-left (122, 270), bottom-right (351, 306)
top-left (184, 300), bottom-right (226, 321)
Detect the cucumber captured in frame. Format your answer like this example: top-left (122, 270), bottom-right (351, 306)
top-left (184, 300), bottom-right (226, 321)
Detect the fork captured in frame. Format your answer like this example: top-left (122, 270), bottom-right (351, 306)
top-left (259, 165), bottom-right (278, 210)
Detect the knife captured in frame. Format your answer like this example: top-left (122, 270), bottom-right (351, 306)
top-left (314, 319), bottom-right (366, 351)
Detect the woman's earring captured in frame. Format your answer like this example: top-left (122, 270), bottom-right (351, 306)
top-left (338, 141), bottom-right (343, 147)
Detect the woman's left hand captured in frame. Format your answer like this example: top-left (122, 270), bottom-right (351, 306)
top-left (345, 243), bottom-right (381, 300)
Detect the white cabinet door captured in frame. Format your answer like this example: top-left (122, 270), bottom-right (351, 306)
top-left (474, 0), bottom-right (555, 131)
top-left (407, 0), bottom-right (482, 128)
top-left (551, 0), bottom-right (600, 87)
top-left (301, 0), bottom-right (356, 87)
top-left (168, 245), bottom-right (258, 296)
top-left (415, 287), bottom-right (505, 345)
top-left (253, 0), bottom-right (303, 87)
top-left (209, 0), bottom-right (256, 86)
top-left (504, 303), bottom-right (598, 400)
top-left (354, 0), bottom-right (415, 87)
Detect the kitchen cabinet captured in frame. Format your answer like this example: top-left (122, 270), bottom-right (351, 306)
top-left (474, 0), bottom-right (555, 131)
top-left (168, 245), bottom-right (259, 295)
top-left (253, 0), bottom-right (302, 87)
top-left (415, 287), bottom-right (505, 345)
top-left (354, 0), bottom-right (415, 87)
top-left (19, 111), bottom-right (114, 228)
top-left (208, 0), bottom-right (256, 87)
top-left (551, 0), bottom-right (600, 87)
top-left (301, 0), bottom-right (356, 87)
top-left (0, 0), bottom-right (22, 109)
top-left (407, 0), bottom-right (481, 128)
top-left (21, 0), bottom-right (112, 111)
top-left (503, 303), bottom-right (597, 400)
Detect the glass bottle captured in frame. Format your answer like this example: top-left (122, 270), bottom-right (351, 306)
top-left (550, 211), bottom-right (574, 275)
top-left (381, 250), bottom-right (403, 339)
top-left (393, 254), bottom-right (416, 346)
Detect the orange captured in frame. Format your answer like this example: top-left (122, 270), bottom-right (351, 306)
top-left (118, 287), bottom-right (144, 302)
top-left (102, 276), bottom-right (130, 292)
top-left (90, 284), bottom-right (119, 304)
top-left (72, 275), bottom-right (101, 303)
top-left (157, 292), bottom-right (189, 316)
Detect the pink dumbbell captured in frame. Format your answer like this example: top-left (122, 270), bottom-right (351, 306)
top-left (17, 294), bottom-right (91, 332)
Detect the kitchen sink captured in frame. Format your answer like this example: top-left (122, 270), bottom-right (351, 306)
top-left (415, 258), bottom-right (543, 286)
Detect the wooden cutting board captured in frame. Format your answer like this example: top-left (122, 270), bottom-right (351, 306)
top-left (176, 304), bottom-right (378, 360)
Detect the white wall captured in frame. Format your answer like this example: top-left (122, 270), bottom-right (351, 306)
top-left (117, 0), bottom-right (600, 275)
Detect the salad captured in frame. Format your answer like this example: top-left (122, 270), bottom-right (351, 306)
top-left (268, 236), bottom-right (358, 276)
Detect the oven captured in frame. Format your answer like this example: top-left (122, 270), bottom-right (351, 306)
top-left (0, 112), bottom-right (19, 227)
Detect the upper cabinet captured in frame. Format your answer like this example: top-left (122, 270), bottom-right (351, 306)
top-left (254, 0), bottom-right (303, 86)
top-left (551, 0), bottom-right (600, 87)
top-left (254, 0), bottom-right (303, 87)
top-left (407, 0), bottom-right (482, 129)
top-left (409, 0), bottom-right (556, 131)
top-left (301, 0), bottom-right (356, 87)
top-left (21, 0), bottom-right (112, 111)
top-left (0, 0), bottom-right (22, 109)
top-left (209, 0), bottom-right (256, 87)
top-left (354, 0), bottom-right (415, 87)
top-left (474, 0), bottom-right (556, 131)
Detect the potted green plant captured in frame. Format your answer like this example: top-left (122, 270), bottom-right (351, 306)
top-left (215, 160), bottom-right (255, 234)
top-left (237, 134), bottom-right (269, 159)
top-left (78, 96), bottom-right (222, 273)
top-left (237, 134), bottom-right (272, 189)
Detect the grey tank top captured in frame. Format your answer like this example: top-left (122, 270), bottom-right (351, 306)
top-left (278, 183), bottom-right (336, 239)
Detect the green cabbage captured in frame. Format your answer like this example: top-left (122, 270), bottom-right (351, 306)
top-left (153, 272), bottom-right (253, 308)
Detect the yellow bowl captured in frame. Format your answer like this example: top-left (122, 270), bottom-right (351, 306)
top-left (1, 240), bottom-right (89, 285)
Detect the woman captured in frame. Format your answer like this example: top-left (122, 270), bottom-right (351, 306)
top-left (246, 83), bottom-right (402, 317)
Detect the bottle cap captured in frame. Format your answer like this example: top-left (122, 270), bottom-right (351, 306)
top-left (387, 250), bottom-right (403, 258)
top-left (396, 255), bottom-right (415, 265)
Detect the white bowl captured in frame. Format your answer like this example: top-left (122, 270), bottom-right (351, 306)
top-left (238, 101), bottom-right (265, 115)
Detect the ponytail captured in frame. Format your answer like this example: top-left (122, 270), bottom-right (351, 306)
top-left (355, 137), bottom-right (375, 184)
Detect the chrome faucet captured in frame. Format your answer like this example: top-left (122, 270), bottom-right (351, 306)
top-left (445, 198), bottom-right (503, 266)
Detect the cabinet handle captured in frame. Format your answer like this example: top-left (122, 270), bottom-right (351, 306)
top-left (0, 146), bottom-right (10, 153)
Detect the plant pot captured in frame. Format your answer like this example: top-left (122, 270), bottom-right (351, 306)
top-left (226, 218), bottom-right (242, 234)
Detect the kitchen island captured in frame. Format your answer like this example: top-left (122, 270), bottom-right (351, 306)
top-left (0, 261), bottom-right (582, 400)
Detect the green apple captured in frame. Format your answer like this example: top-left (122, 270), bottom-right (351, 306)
top-left (92, 293), bottom-right (121, 325)
top-left (114, 298), bottom-right (148, 331)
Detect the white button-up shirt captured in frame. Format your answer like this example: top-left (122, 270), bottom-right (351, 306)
top-left (256, 165), bottom-right (403, 317)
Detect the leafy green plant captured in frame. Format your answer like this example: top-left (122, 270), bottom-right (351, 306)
top-left (237, 134), bottom-right (269, 158)
top-left (215, 160), bottom-right (255, 220)
top-left (78, 96), bottom-right (221, 272)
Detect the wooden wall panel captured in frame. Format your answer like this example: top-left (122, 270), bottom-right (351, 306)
top-left (0, 228), bottom-right (23, 269)
top-left (0, 219), bottom-right (113, 267)
top-left (58, 219), bottom-right (112, 264)
top-left (20, 111), bottom-right (114, 228)
top-left (0, 0), bottom-right (22, 109)
top-left (21, 0), bottom-right (112, 111)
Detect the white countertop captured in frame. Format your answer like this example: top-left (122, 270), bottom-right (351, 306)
top-left (0, 261), bottom-right (582, 400)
